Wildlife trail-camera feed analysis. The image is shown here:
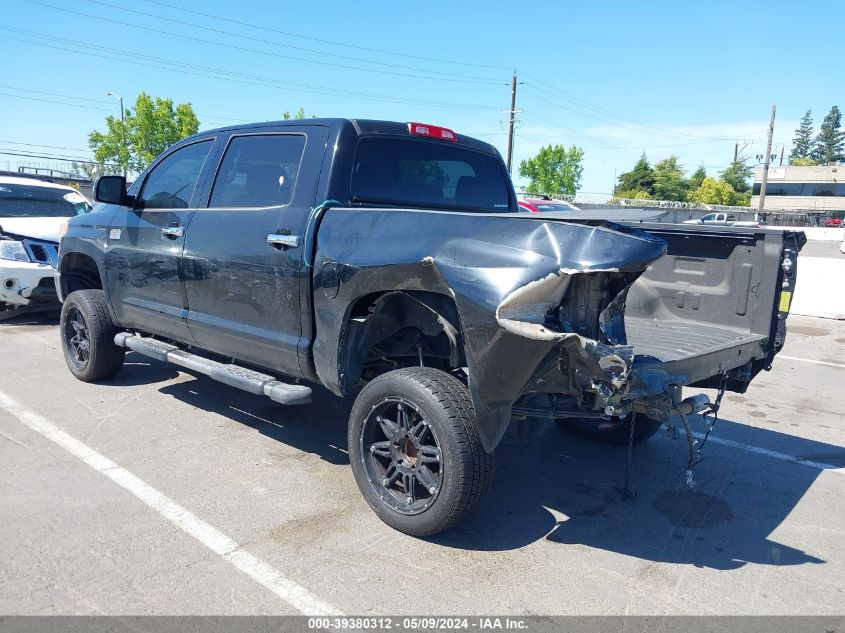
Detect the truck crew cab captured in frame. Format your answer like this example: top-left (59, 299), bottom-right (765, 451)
top-left (57, 119), bottom-right (804, 536)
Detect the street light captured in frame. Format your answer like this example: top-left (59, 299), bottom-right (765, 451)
top-left (106, 91), bottom-right (127, 177)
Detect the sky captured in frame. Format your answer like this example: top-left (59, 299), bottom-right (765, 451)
top-left (1, 0), bottom-right (843, 195)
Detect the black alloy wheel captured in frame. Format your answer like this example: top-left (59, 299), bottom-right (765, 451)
top-left (360, 397), bottom-right (443, 515)
top-left (64, 304), bottom-right (90, 371)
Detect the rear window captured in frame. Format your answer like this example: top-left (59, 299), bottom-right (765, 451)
top-left (0, 183), bottom-right (91, 218)
top-left (350, 137), bottom-right (512, 212)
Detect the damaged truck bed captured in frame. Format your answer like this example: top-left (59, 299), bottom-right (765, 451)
top-left (58, 118), bottom-right (805, 536)
top-left (313, 208), bottom-right (805, 451)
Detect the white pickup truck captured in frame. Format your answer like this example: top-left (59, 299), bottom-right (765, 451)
top-left (0, 176), bottom-right (91, 319)
top-left (683, 212), bottom-right (760, 227)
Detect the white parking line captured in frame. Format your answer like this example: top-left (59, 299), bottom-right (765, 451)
top-left (0, 390), bottom-right (342, 616)
top-left (692, 431), bottom-right (845, 474)
top-left (778, 355), bottom-right (845, 369)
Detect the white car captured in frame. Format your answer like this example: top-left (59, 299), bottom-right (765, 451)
top-left (0, 176), bottom-right (91, 318)
top-left (683, 212), bottom-right (759, 227)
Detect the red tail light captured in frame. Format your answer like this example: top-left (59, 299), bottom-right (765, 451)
top-left (407, 122), bottom-right (458, 142)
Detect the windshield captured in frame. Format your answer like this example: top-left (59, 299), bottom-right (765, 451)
top-left (350, 137), bottom-right (513, 212)
top-left (0, 183), bottom-right (92, 218)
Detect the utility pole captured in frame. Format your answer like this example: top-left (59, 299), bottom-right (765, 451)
top-left (506, 72), bottom-right (517, 173)
top-left (779, 146), bottom-right (784, 166)
top-left (734, 142), bottom-right (738, 163)
top-left (757, 104), bottom-right (776, 213)
top-left (107, 91), bottom-right (127, 178)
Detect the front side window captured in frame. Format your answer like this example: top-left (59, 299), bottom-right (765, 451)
top-left (350, 137), bottom-right (513, 212)
top-left (701, 213), bottom-right (716, 221)
top-left (209, 134), bottom-right (306, 208)
top-left (140, 140), bottom-right (213, 209)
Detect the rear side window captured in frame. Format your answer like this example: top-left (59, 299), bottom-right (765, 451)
top-left (140, 140), bottom-right (213, 209)
top-left (209, 134), bottom-right (306, 208)
top-left (351, 137), bottom-right (512, 212)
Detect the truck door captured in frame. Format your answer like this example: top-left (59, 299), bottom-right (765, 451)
top-left (105, 138), bottom-right (215, 342)
top-left (181, 127), bottom-right (328, 377)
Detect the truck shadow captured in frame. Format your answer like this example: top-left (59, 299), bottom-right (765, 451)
top-left (153, 370), bottom-right (841, 569)
top-left (433, 415), bottom-right (842, 569)
top-left (157, 374), bottom-right (353, 465)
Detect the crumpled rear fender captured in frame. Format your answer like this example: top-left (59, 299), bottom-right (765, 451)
top-left (312, 209), bottom-right (666, 452)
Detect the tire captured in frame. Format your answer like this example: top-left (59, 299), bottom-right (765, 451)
top-left (60, 289), bottom-right (125, 382)
top-left (556, 412), bottom-right (663, 446)
top-left (348, 367), bottom-right (494, 537)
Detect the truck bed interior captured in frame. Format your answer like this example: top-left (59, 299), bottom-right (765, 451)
top-left (621, 223), bottom-right (788, 370)
top-left (624, 318), bottom-right (766, 363)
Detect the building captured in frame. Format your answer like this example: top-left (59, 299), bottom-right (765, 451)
top-left (751, 165), bottom-right (844, 217)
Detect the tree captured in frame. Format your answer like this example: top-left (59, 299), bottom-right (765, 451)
top-left (812, 105), bottom-right (845, 164)
top-left (791, 157), bottom-right (817, 166)
top-left (689, 165), bottom-right (707, 191)
top-left (651, 156), bottom-right (689, 201)
top-left (282, 107), bottom-right (307, 120)
top-left (69, 161), bottom-right (120, 180)
top-left (732, 191), bottom-right (751, 206)
top-left (688, 177), bottom-right (736, 205)
top-left (89, 92), bottom-right (200, 176)
top-left (720, 158), bottom-right (753, 193)
top-left (615, 153), bottom-right (654, 194)
top-left (518, 145), bottom-right (584, 196)
top-left (613, 189), bottom-right (651, 200)
top-left (789, 110), bottom-right (814, 163)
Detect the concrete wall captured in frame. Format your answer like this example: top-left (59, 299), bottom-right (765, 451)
top-left (767, 226), bottom-right (845, 242)
top-left (792, 257), bottom-right (845, 320)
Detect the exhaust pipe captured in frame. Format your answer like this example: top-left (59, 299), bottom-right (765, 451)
top-left (675, 394), bottom-right (711, 416)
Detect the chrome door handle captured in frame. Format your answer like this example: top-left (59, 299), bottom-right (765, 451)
top-left (267, 233), bottom-right (300, 250)
top-left (161, 225), bottom-right (184, 239)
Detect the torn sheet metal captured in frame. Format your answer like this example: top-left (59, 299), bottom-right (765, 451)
top-left (313, 209), bottom-right (668, 451)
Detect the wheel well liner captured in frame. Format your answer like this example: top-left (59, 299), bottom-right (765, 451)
top-left (337, 290), bottom-right (464, 394)
top-left (59, 252), bottom-right (103, 296)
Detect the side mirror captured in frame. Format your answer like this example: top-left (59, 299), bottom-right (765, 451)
top-left (94, 175), bottom-right (132, 206)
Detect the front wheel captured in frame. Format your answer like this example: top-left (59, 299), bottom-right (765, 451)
top-left (348, 367), bottom-right (494, 537)
top-left (556, 412), bottom-right (663, 446)
top-left (60, 289), bottom-right (125, 382)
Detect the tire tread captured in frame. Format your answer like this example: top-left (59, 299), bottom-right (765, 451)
top-left (348, 367), bottom-right (494, 536)
top-left (61, 289), bottom-right (125, 382)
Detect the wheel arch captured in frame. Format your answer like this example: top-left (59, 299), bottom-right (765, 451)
top-left (58, 251), bottom-right (105, 297)
top-left (334, 289), bottom-right (466, 396)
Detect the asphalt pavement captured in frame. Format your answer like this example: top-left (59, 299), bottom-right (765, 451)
top-left (1, 313), bottom-right (843, 615)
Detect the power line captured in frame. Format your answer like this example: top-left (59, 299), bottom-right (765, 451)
top-left (519, 111), bottom-right (626, 150)
top-left (0, 91), bottom-right (115, 113)
top-left (1, 28), bottom-right (500, 111)
top-left (1, 85), bottom-right (250, 123)
top-left (521, 85), bottom-right (714, 142)
top-left (519, 71), bottom-right (750, 142)
top-left (138, 0), bottom-right (510, 72)
top-left (0, 85), bottom-right (115, 105)
top-left (520, 79), bottom-right (766, 144)
top-left (25, 0), bottom-right (503, 86)
top-left (80, 0), bottom-right (504, 84)
top-left (0, 150), bottom-right (117, 165)
top-left (0, 139), bottom-right (94, 153)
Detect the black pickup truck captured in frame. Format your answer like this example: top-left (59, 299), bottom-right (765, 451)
top-left (56, 119), bottom-right (804, 536)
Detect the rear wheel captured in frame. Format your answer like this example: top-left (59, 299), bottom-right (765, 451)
top-left (60, 289), bottom-right (125, 382)
top-left (556, 412), bottom-right (663, 446)
top-left (348, 367), bottom-right (494, 537)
